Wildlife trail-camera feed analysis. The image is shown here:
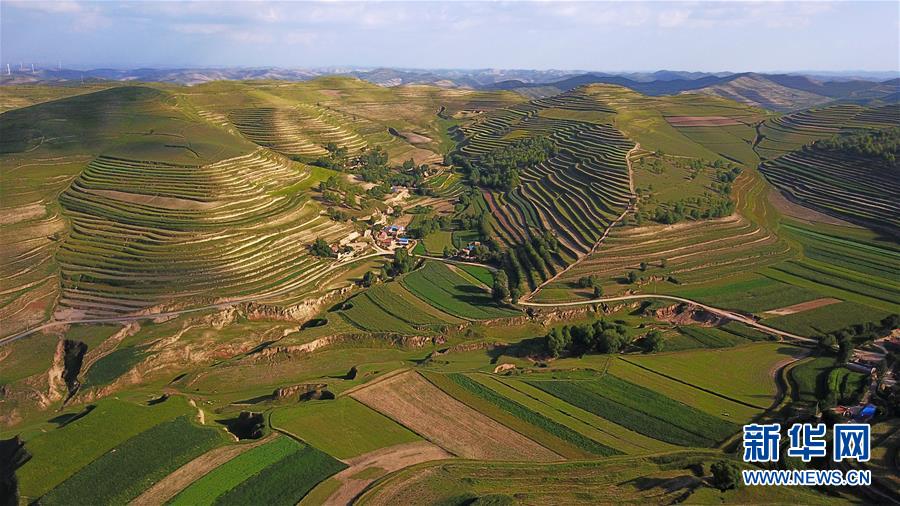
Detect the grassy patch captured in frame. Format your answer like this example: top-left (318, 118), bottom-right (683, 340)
top-left (270, 397), bottom-right (420, 459)
top-left (528, 375), bottom-right (738, 447)
top-left (42, 416), bottom-right (227, 505)
top-left (170, 436), bottom-right (300, 506)
top-left (213, 443), bottom-right (346, 506)
top-left (423, 231), bottom-right (454, 255)
top-left (402, 261), bottom-right (519, 319)
top-left (621, 343), bottom-right (802, 408)
top-left (456, 264), bottom-right (495, 287)
top-left (17, 397), bottom-right (193, 499)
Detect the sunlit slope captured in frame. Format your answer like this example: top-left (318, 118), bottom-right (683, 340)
top-left (756, 104), bottom-right (899, 234)
top-left (456, 89), bottom-right (634, 291)
top-left (0, 86), bottom-right (245, 334)
top-left (176, 77), bottom-right (523, 163)
top-left (56, 149), bottom-right (347, 318)
top-left (0, 85), bottom-right (347, 328)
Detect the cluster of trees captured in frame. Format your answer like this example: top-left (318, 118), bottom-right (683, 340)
top-left (811, 127), bottom-right (899, 167)
top-left (501, 233), bottom-right (560, 295)
top-left (320, 175), bottom-right (363, 209)
top-left (327, 207), bottom-right (349, 222)
top-left (383, 248), bottom-right (416, 278)
top-left (309, 237), bottom-right (335, 258)
top-left (818, 314), bottom-right (900, 364)
top-left (308, 142), bottom-right (349, 170)
top-left (545, 319), bottom-right (631, 357)
top-left (407, 214), bottom-right (453, 239)
top-left (645, 198), bottom-right (735, 225)
top-left (717, 166), bottom-right (743, 183)
top-left (452, 136), bottom-right (557, 190)
top-left (576, 275), bottom-right (603, 297)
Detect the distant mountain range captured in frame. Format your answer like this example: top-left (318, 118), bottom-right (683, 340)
top-left (2, 66), bottom-right (898, 112)
top-left (487, 72), bottom-right (900, 111)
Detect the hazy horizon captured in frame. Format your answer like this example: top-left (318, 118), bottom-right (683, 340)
top-left (2, 1), bottom-right (899, 72)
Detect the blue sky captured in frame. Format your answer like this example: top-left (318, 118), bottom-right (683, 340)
top-left (2, 1), bottom-right (898, 71)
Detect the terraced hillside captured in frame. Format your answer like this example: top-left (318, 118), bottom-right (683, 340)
top-left (228, 105), bottom-right (367, 158)
top-left (456, 90), bottom-right (635, 288)
top-left (0, 86), bottom-right (258, 335)
top-left (757, 105), bottom-right (899, 233)
top-left (755, 103), bottom-right (898, 160)
top-left (56, 149), bottom-right (350, 318)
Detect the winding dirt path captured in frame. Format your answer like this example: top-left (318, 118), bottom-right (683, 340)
top-left (522, 142), bottom-right (640, 300)
top-left (520, 293), bottom-right (818, 345)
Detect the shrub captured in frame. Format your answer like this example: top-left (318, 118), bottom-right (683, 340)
top-left (710, 460), bottom-right (742, 490)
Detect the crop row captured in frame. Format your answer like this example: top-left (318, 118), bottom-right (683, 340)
top-left (56, 150), bottom-right (350, 317)
top-left (527, 376), bottom-right (739, 447)
top-left (447, 373), bottom-right (619, 456)
top-left (760, 149), bottom-right (898, 231)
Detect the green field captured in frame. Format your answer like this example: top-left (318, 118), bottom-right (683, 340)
top-left (170, 436), bottom-right (299, 506)
top-left (422, 230), bottom-right (454, 254)
top-left (270, 397), bottom-right (421, 459)
top-left (41, 416), bottom-right (227, 505)
top-left (607, 357), bottom-right (761, 422)
top-left (16, 397), bottom-right (194, 499)
top-left (528, 375), bottom-right (738, 447)
top-left (340, 281), bottom-right (462, 333)
top-left (456, 264), bottom-right (495, 287)
top-left (620, 343), bottom-right (803, 408)
top-left (445, 373), bottom-right (619, 456)
top-left (401, 261), bottom-right (519, 319)
top-left (212, 443), bottom-right (346, 506)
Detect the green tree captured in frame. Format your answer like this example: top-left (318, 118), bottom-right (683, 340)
top-left (310, 238), bottom-right (335, 258)
top-left (644, 331), bottom-right (664, 353)
top-left (546, 327), bottom-right (570, 358)
top-left (626, 271), bottom-right (638, 284)
top-left (493, 270), bottom-right (511, 302)
top-left (361, 271), bottom-right (378, 287)
top-left (710, 460), bottom-right (742, 491)
top-left (390, 249), bottom-right (415, 276)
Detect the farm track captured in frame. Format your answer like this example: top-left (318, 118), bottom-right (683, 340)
top-left (520, 294), bottom-right (817, 345)
top-left (522, 143), bottom-right (640, 299)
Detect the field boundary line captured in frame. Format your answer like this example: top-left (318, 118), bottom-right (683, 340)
top-left (338, 368), bottom-right (411, 398)
top-left (617, 357), bottom-right (769, 410)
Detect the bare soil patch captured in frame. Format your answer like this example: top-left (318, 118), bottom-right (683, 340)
top-left (399, 131), bottom-right (432, 144)
top-left (84, 188), bottom-right (222, 211)
top-left (767, 188), bottom-right (860, 227)
top-left (323, 441), bottom-right (451, 505)
top-left (0, 203), bottom-right (46, 225)
top-left (764, 297), bottom-right (841, 317)
top-left (665, 116), bottom-right (741, 127)
top-left (350, 370), bottom-right (559, 461)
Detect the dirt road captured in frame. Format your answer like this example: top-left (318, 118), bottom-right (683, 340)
top-left (520, 294), bottom-right (818, 345)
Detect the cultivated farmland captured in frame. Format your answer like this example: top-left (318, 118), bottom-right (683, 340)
top-left (350, 370), bottom-right (560, 460)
